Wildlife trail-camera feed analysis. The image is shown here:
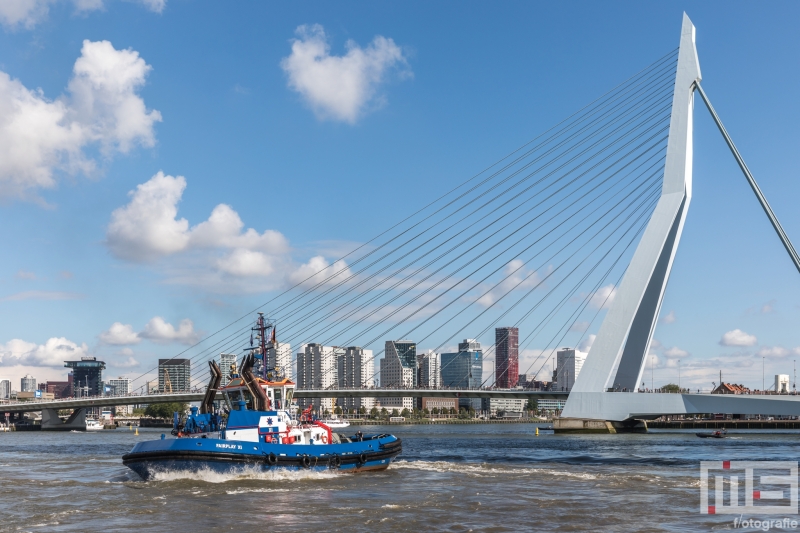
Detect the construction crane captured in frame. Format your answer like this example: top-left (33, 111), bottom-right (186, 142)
top-left (163, 368), bottom-right (172, 393)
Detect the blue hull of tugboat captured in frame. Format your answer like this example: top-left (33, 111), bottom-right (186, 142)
top-left (122, 434), bottom-right (402, 480)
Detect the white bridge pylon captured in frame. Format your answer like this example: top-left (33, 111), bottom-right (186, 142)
top-left (561, 13), bottom-right (800, 422)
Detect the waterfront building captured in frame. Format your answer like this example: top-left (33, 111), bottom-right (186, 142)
top-left (338, 346), bottom-right (375, 411)
top-left (421, 397), bottom-right (458, 412)
top-left (219, 353), bottom-right (238, 386)
top-left (441, 339), bottom-right (483, 410)
top-left (711, 382), bottom-right (750, 394)
top-left (44, 374), bottom-right (72, 398)
top-left (20, 374), bottom-right (36, 393)
top-left (266, 343), bottom-right (293, 381)
top-left (481, 397), bottom-right (526, 415)
top-left (495, 327), bottom-right (519, 388)
top-left (65, 357), bottom-right (106, 397)
top-left (379, 340), bottom-right (417, 410)
top-left (418, 350), bottom-right (441, 388)
top-left (296, 343), bottom-right (341, 412)
top-left (0, 379), bottom-right (10, 400)
top-left (555, 348), bottom-right (586, 391)
top-left (537, 398), bottom-right (567, 413)
top-left (776, 374), bottom-right (790, 394)
top-left (158, 358), bottom-right (191, 393)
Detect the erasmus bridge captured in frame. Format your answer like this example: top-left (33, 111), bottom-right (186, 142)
top-left (6, 14), bottom-right (800, 432)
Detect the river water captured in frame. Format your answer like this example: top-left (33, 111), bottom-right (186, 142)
top-left (0, 424), bottom-right (798, 532)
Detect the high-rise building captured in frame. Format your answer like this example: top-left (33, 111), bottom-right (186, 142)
top-left (495, 327), bottom-right (519, 388)
top-left (296, 344), bottom-right (341, 412)
top-left (20, 374), bottom-right (37, 393)
top-left (0, 379), bottom-right (10, 400)
top-left (518, 374), bottom-right (533, 388)
top-left (379, 340), bottom-right (417, 410)
top-left (219, 353), bottom-right (238, 386)
top-left (418, 350), bottom-right (441, 388)
top-left (105, 377), bottom-right (132, 396)
top-left (65, 357), bottom-right (106, 397)
top-left (266, 343), bottom-right (292, 381)
top-left (441, 339), bottom-right (483, 410)
top-left (158, 358), bottom-right (191, 392)
top-left (338, 347), bottom-right (375, 411)
top-left (555, 348), bottom-right (586, 391)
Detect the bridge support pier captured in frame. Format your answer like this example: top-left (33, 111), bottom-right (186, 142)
top-left (41, 408), bottom-right (87, 431)
top-left (553, 418), bottom-right (648, 434)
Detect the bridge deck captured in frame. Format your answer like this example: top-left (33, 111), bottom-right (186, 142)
top-left (0, 389), bottom-right (567, 413)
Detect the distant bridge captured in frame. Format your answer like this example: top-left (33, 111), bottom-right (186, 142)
top-left (0, 388), bottom-right (568, 414)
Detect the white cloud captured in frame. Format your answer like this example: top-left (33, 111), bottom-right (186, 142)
top-left (0, 337), bottom-right (90, 367)
top-left (0, 0), bottom-right (164, 29)
top-left (589, 284), bottom-right (617, 310)
top-left (136, 0), bottom-right (165, 13)
top-left (99, 322), bottom-right (140, 345)
top-left (2, 291), bottom-right (84, 301)
top-left (578, 334), bottom-right (596, 353)
top-left (287, 255), bottom-right (353, 288)
top-left (106, 172), bottom-right (190, 260)
top-left (15, 269), bottom-right (36, 280)
top-left (663, 346), bottom-right (689, 359)
top-left (107, 172), bottom-right (290, 265)
top-left (281, 24), bottom-right (410, 123)
top-left (68, 39), bottom-right (161, 153)
top-left (720, 329), bottom-right (757, 347)
top-left (660, 310), bottom-right (676, 324)
top-left (0, 40), bottom-right (160, 201)
top-left (0, 0), bottom-right (54, 29)
top-left (756, 346), bottom-right (800, 359)
top-left (140, 316), bottom-right (198, 345)
top-left (476, 259), bottom-right (541, 308)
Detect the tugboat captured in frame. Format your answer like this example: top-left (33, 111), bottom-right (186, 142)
top-left (122, 315), bottom-right (402, 479)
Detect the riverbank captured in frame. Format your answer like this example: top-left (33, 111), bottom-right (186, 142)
top-left (346, 418), bottom-right (546, 425)
top-left (649, 419), bottom-right (800, 429)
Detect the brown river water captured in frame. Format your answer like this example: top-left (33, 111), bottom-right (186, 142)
top-left (1, 424), bottom-right (798, 532)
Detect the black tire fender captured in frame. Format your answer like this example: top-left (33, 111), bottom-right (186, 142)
top-left (300, 455), bottom-right (312, 469)
top-left (267, 452), bottom-right (278, 466)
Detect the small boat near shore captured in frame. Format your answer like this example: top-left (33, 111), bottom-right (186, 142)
top-left (123, 315), bottom-right (401, 479)
top-left (696, 429), bottom-right (727, 439)
top-left (321, 415), bottom-right (350, 429)
top-left (86, 419), bottom-right (103, 431)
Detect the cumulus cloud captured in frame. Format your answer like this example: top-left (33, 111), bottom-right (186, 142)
top-left (140, 316), bottom-right (198, 345)
top-left (0, 337), bottom-right (90, 367)
top-left (0, 40), bottom-right (160, 201)
top-left (720, 329), bottom-right (757, 347)
top-left (281, 24), bottom-right (410, 123)
top-left (0, 0), bottom-right (165, 29)
top-left (660, 310), bottom-right (676, 324)
top-left (589, 284), bottom-right (617, 310)
top-left (99, 322), bottom-right (140, 345)
top-left (15, 270), bottom-right (36, 280)
top-left (288, 255), bottom-right (353, 287)
top-left (107, 172), bottom-right (289, 265)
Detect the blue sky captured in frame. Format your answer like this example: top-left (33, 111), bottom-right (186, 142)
top-left (0, 1), bottom-right (799, 393)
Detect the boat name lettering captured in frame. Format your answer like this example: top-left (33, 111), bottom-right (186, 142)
top-left (215, 443), bottom-right (242, 450)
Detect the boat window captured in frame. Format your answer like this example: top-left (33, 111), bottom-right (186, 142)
top-left (274, 389), bottom-right (282, 410)
top-left (285, 388), bottom-right (293, 404)
top-left (241, 390), bottom-right (254, 410)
